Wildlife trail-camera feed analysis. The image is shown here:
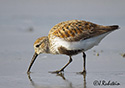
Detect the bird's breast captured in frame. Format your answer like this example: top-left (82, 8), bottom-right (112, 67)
top-left (49, 32), bottom-right (110, 54)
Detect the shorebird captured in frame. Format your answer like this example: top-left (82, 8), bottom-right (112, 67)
top-left (27, 20), bottom-right (119, 74)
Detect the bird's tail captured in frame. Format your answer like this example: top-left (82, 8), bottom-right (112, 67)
top-left (98, 25), bottom-right (119, 32)
top-left (109, 25), bottom-right (119, 30)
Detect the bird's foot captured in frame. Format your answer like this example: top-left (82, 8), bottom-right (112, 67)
top-left (49, 69), bottom-right (64, 74)
top-left (27, 71), bottom-right (31, 75)
top-left (77, 70), bottom-right (86, 75)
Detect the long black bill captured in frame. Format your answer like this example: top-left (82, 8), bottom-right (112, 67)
top-left (27, 52), bottom-right (38, 74)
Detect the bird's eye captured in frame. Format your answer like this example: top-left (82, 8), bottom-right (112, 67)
top-left (36, 45), bottom-right (39, 47)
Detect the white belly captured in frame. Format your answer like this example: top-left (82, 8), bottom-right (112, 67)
top-left (51, 32), bottom-right (111, 53)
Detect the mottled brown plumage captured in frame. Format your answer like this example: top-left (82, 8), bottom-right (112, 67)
top-left (49, 20), bottom-right (118, 42)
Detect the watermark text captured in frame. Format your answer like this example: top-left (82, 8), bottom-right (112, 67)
top-left (93, 80), bottom-right (120, 86)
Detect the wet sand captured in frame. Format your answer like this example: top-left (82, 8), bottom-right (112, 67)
top-left (0, 0), bottom-right (125, 88)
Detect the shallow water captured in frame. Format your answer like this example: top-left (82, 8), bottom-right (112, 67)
top-left (0, 0), bottom-right (125, 88)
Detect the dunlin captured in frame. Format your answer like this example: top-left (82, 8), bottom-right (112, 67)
top-left (27, 20), bottom-right (119, 74)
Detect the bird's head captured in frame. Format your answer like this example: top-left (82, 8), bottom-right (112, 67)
top-left (27, 36), bottom-right (49, 74)
top-left (33, 36), bottom-right (49, 55)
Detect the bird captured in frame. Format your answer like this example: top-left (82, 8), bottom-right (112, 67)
top-left (27, 20), bottom-right (119, 74)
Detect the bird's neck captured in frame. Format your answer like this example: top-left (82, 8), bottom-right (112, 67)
top-left (42, 36), bottom-right (51, 54)
top-left (44, 36), bottom-right (59, 54)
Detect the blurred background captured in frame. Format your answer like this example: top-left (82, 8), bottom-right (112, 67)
top-left (0, 0), bottom-right (125, 88)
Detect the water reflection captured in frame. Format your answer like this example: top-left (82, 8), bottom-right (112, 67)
top-left (27, 73), bottom-right (86, 88)
top-left (56, 73), bottom-right (73, 88)
top-left (83, 73), bottom-right (87, 88)
top-left (27, 74), bottom-right (35, 87)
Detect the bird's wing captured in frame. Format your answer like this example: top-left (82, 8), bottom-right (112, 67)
top-left (49, 20), bottom-right (118, 42)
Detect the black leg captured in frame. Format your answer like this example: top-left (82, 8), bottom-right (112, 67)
top-left (77, 52), bottom-right (86, 74)
top-left (49, 56), bottom-right (72, 74)
top-left (83, 52), bottom-right (86, 73)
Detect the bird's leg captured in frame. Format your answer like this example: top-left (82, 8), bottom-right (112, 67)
top-left (49, 56), bottom-right (72, 74)
top-left (77, 52), bottom-right (86, 74)
top-left (83, 52), bottom-right (86, 73)
top-left (59, 56), bottom-right (72, 72)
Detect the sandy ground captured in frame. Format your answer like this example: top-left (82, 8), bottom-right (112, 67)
top-left (0, 0), bottom-right (125, 88)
